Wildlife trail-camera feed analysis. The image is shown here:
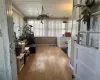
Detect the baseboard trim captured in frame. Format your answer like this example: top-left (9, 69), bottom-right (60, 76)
top-left (70, 64), bottom-right (74, 71)
top-left (36, 44), bottom-right (57, 46)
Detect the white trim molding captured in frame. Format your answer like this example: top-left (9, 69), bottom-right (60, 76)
top-left (70, 64), bottom-right (74, 71)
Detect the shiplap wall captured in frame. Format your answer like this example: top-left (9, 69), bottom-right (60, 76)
top-left (0, 0), bottom-right (15, 80)
top-left (0, 1), bottom-right (8, 78)
top-left (0, 0), bottom-right (23, 79)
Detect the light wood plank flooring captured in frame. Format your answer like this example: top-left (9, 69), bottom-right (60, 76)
top-left (18, 45), bottom-right (72, 80)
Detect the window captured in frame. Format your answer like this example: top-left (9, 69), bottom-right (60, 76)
top-left (13, 10), bottom-right (24, 37)
top-left (28, 19), bottom-right (66, 37)
top-left (78, 15), bottom-right (100, 49)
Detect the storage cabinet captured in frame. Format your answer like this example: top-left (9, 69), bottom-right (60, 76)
top-left (16, 42), bottom-right (30, 73)
top-left (17, 54), bottom-right (24, 73)
top-left (57, 37), bottom-right (70, 48)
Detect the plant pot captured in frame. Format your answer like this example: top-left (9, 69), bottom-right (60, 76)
top-left (15, 47), bottom-right (22, 56)
top-left (29, 47), bottom-right (36, 54)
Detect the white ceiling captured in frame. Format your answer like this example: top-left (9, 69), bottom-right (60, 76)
top-left (12, 0), bottom-right (73, 18)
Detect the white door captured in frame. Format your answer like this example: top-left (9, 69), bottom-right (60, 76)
top-left (74, 44), bottom-right (96, 80)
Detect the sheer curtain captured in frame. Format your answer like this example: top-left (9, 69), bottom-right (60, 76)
top-left (13, 10), bottom-right (24, 37)
top-left (28, 19), bottom-right (65, 37)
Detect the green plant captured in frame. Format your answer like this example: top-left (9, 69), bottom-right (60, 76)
top-left (18, 24), bottom-right (33, 41)
top-left (37, 5), bottom-right (50, 24)
top-left (19, 34), bottom-right (27, 41)
top-left (14, 32), bottom-right (21, 48)
top-left (63, 17), bottom-right (69, 23)
top-left (75, 0), bottom-right (95, 30)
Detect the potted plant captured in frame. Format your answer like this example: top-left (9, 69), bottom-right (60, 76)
top-left (75, 0), bottom-right (96, 30)
top-left (14, 32), bottom-right (22, 56)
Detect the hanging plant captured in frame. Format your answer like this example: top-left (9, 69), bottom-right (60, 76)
top-left (63, 17), bottom-right (69, 23)
top-left (75, 0), bottom-right (95, 30)
top-left (37, 5), bottom-right (50, 24)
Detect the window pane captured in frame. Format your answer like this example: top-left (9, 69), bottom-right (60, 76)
top-left (62, 30), bottom-right (65, 34)
top-left (27, 19), bottom-right (65, 37)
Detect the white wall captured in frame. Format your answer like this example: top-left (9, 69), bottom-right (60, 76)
top-left (70, 21), bottom-right (78, 67)
top-left (69, 0), bottom-right (80, 68)
top-left (65, 21), bottom-right (78, 68)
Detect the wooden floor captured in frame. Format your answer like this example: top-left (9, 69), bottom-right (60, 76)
top-left (18, 45), bottom-right (72, 80)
